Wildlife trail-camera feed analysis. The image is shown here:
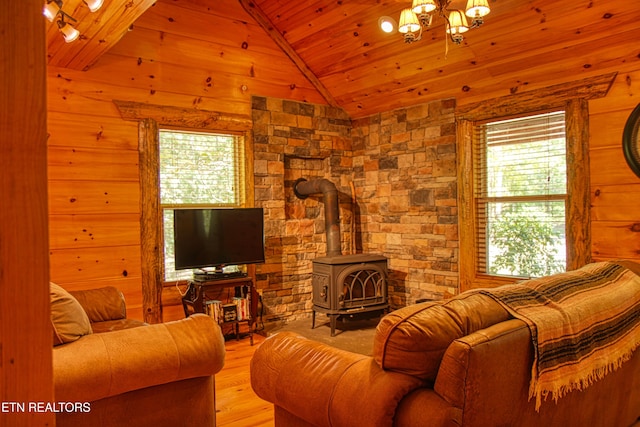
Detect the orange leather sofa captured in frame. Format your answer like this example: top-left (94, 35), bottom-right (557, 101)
top-left (250, 265), bottom-right (640, 427)
top-left (51, 284), bottom-right (225, 427)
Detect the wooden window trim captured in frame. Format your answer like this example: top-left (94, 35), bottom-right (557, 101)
top-left (115, 101), bottom-right (253, 323)
top-left (456, 73), bottom-right (616, 292)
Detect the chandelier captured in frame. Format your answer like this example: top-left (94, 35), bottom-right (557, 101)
top-left (381, 0), bottom-right (490, 45)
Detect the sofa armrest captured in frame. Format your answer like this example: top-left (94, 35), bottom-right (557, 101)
top-left (434, 319), bottom-right (533, 425)
top-left (53, 314), bottom-right (225, 402)
top-left (250, 332), bottom-right (423, 427)
top-left (69, 286), bottom-right (127, 323)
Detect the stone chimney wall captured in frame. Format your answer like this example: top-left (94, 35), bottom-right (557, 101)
top-left (252, 96), bottom-right (353, 323)
top-left (351, 99), bottom-right (458, 306)
top-left (252, 96), bottom-right (458, 323)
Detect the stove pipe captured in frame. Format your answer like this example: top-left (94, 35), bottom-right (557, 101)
top-left (293, 178), bottom-right (342, 257)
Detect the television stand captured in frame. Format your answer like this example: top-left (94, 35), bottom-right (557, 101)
top-left (181, 276), bottom-right (257, 345)
top-left (193, 271), bottom-right (247, 282)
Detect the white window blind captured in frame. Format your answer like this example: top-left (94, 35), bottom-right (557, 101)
top-left (159, 130), bottom-right (245, 281)
top-left (159, 130), bottom-right (244, 206)
top-left (474, 111), bottom-right (567, 278)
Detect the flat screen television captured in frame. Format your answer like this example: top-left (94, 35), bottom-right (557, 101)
top-left (173, 207), bottom-right (265, 272)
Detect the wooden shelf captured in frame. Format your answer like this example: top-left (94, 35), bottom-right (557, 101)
top-left (181, 276), bottom-right (258, 345)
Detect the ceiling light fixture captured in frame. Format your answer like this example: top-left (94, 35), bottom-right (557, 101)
top-left (57, 14), bottom-right (79, 43)
top-left (378, 16), bottom-right (397, 34)
top-left (43, 0), bottom-right (104, 43)
top-left (391, 0), bottom-right (490, 45)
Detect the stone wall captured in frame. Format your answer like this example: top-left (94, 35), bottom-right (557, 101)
top-left (351, 99), bottom-right (458, 306)
top-left (252, 96), bottom-right (458, 324)
top-left (252, 96), bottom-right (353, 323)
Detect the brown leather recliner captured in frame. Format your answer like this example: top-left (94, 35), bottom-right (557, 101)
top-left (51, 284), bottom-right (225, 427)
top-left (250, 266), bottom-right (640, 427)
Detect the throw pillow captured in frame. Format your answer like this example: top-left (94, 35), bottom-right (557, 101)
top-left (50, 282), bottom-right (92, 346)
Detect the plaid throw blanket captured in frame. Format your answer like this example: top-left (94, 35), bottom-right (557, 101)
top-left (476, 261), bottom-right (640, 410)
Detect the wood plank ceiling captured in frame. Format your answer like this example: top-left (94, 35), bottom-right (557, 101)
top-left (248, 0), bottom-right (640, 118)
top-left (45, 0), bottom-right (640, 119)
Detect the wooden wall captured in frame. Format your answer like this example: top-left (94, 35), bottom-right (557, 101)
top-left (46, 0), bottom-right (640, 323)
top-left (1, 1), bottom-right (54, 425)
top-left (588, 71), bottom-right (640, 261)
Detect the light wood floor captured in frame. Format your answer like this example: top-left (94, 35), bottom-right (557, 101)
top-left (216, 333), bottom-right (273, 427)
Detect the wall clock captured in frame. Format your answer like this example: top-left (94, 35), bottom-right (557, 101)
top-left (622, 102), bottom-right (640, 179)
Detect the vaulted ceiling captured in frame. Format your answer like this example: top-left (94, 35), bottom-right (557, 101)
top-left (46, 0), bottom-right (640, 119)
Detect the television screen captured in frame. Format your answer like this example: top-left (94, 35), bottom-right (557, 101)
top-left (174, 208), bottom-right (265, 271)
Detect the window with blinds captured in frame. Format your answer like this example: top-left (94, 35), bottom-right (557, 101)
top-left (159, 130), bottom-right (245, 281)
top-left (473, 111), bottom-right (567, 278)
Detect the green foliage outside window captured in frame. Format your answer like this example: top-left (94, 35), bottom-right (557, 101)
top-left (487, 206), bottom-right (565, 277)
top-left (482, 112), bottom-right (567, 278)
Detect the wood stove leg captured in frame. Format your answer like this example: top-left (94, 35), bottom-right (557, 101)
top-left (311, 310), bottom-right (316, 329)
top-left (330, 315), bottom-right (337, 337)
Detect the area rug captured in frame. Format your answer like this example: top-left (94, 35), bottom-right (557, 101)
top-left (260, 315), bottom-right (379, 356)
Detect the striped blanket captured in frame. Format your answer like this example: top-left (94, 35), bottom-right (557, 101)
top-left (477, 261), bottom-right (640, 411)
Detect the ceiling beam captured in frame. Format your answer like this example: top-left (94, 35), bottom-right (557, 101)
top-left (238, 0), bottom-right (340, 109)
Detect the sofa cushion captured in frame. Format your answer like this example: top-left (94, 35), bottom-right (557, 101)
top-left (373, 292), bottom-right (511, 382)
top-left (50, 282), bottom-right (93, 346)
top-left (70, 286), bottom-right (127, 323)
top-left (90, 318), bottom-right (147, 334)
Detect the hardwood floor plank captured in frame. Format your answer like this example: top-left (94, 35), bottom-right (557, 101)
top-left (216, 334), bottom-right (274, 427)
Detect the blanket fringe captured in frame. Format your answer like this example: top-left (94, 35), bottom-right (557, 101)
top-left (529, 345), bottom-right (639, 411)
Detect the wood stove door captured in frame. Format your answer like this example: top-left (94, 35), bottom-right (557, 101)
top-left (312, 272), bottom-right (332, 309)
top-left (336, 263), bottom-right (387, 309)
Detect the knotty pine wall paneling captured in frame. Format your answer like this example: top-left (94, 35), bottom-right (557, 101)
top-left (46, 0), bottom-right (325, 321)
top-left (589, 70), bottom-right (640, 262)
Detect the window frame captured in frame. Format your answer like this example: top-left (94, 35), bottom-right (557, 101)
top-left (474, 110), bottom-right (569, 278)
top-left (457, 97), bottom-right (592, 291)
top-left (118, 101), bottom-right (253, 323)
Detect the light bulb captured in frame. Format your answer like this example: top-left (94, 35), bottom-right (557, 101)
top-left (58, 20), bottom-right (80, 43)
top-left (378, 16), bottom-right (396, 34)
top-left (43, 1), bottom-right (60, 22)
top-left (84, 0), bottom-right (104, 12)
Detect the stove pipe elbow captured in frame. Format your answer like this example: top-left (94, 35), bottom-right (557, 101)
top-left (294, 178), bottom-right (342, 257)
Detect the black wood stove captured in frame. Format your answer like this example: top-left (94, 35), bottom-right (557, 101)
top-left (294, 178), bottom-right (389, 336)
top-left (311, 253), bottom-right (388, 336)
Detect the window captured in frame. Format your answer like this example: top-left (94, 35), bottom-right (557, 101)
top-left (474, 111), bottom-right (567, 278)
top-left (159, 130), bottom-right (245, 281)
top-left (457, 92), bottom-right (598, 291)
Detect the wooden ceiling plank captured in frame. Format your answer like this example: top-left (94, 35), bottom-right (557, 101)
top-left (69, 0), bottom-right (157, 70)
top-left (238, 0), bottom-right (339, 108)
top-left (130, 2), bottom-right (295, 58)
